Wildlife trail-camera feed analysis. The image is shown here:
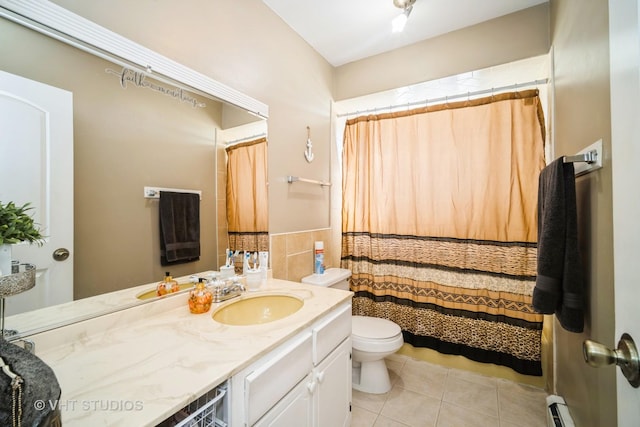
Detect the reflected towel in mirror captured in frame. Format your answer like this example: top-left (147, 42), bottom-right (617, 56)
top-left (159, 191), bottom-right (200, 265)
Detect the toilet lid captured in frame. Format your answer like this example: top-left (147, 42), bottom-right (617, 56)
top-left (352, 315), bottom-right (401, 339)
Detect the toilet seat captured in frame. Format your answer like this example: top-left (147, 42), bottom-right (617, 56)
top-left (352, 316), bottom-right (403, 353)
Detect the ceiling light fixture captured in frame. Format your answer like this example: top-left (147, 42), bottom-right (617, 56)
top-left (392, 0), bottom-right (416, 33)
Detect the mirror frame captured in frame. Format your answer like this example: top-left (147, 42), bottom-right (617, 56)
top-left (0, 0), bottom-right (268, 339)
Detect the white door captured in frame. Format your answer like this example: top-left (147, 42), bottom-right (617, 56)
top-left (0, 70), bottom-right (74, 315)
top-left (609, 1), bottom-right (640, 425)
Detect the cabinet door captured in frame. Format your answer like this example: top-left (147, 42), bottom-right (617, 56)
top-left (254, 374), bottom-right (313, 427)
top-left (314, 337), bottom-right (352, 427)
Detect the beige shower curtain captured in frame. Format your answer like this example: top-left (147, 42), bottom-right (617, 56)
top-left (226, 137), bottom-right (268, 252)
top-left (341, 90), bottom-right (546, 375)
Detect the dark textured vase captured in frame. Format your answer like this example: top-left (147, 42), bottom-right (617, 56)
top-left (0, 339), bottom-right (62, 426)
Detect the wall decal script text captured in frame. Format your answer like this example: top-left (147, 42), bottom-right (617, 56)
top-left (106, 67), bottom-right (206, 108)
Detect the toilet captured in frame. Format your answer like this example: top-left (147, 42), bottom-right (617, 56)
top-left (301, 268), bottom-right (404, 394)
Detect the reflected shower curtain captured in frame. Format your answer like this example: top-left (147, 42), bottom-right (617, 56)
top-left (341, 90), bottom-right (546, 375)
top-left (226, 137), bottom-right (268, 252)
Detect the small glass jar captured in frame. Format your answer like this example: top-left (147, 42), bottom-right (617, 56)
top-left (157, 271), bottom-right (180, 296)
top-left (188, 278), bottom-right (213, 314)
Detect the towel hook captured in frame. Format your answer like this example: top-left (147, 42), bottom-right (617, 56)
top-left (304, 126), bottom-right (314, 163)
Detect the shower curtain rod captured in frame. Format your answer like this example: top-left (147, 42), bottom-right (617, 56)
top-left (337, 78), bottom-right (549, 118)
top-left (225, 132), bottom-right (267, 146)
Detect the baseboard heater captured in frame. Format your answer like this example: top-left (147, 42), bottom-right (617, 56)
top-left (547, 395), bottom-right (576, 427)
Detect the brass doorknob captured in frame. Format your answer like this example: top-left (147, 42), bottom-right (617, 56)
top-left (52, 248), bottom-right (70, 261)
top-left (583, 333), bottom-right (640, 387)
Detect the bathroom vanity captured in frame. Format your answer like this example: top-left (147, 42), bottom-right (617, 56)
top-left (230, 300), bottom-right (352, 426)
top-left (6, 276), bottom-right (352, 426)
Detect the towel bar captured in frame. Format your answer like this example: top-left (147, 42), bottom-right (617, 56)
top-left (563, 150), bottom-right (597, 164)
top-left (144, 186), bottom-right (202, 200)
top-left (562, 139), bottom-right (603, 176)
top-left (286, 176), bottom-right (331, 187)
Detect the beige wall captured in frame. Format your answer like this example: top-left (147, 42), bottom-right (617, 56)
top-left (216, 143), bottom-right (229, 269)
top-left (550, 1), bottom-right (616, 426)
top-left (334, 4), bottom-right (550, 101)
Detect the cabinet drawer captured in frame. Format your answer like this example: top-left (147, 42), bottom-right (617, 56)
top-left (245, 332), bottom-right (313, 425)
top-left (313, 303), bottom-right (351, 365)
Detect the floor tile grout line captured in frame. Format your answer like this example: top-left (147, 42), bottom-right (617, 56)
top-left (496, 381), bottom-right (504, 424)
top-left (352, 355), bottom-right (548, 427)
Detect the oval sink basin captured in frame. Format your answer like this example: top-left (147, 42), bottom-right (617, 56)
top-left (212, 294), bottom-right (303, 326)
top-left (136, 283), bottom-right (193, 300)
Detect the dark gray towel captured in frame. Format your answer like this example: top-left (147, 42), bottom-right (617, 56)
top-left (159, 191), bottom-right (200, 265)
top-left (532, 158), bottom-right (584, 332)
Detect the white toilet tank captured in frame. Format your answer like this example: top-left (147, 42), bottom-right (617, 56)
top-left (301, 268), bottom-right (352, 291)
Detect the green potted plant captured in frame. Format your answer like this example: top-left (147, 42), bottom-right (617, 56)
top-left (0, 201), bottom-right (45, 276)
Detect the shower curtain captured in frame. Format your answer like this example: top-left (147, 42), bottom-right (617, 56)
top-left (226, 137), bottom-right (269, 252)
top-left (341, 90), bottom-right (546, 375)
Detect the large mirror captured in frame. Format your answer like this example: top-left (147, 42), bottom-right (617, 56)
top-left (0, 3), bottom-right (267, 338)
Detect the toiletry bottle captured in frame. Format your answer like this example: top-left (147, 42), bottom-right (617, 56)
top-left (157, 271), bottom-right (179, 296)
top-left (314, 241), bottom-right (325, 274)
top-left (243, 251), bottom-right (251, 275)
top-left (258, 251), bottom-right (269, 282)
top-left (188, 278), bottom-right (213, 314)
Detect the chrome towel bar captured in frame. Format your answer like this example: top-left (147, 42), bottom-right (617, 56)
top-left (286, 176), bottom-right (331, 187)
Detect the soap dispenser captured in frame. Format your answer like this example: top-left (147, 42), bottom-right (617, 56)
top-left (188, 278), bottom-right (213, 314)
top-left (157, 271), bottom-right (179, 296)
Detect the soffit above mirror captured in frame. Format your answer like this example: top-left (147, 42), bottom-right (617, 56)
top-left (0, 0), bottom-right (268, 119)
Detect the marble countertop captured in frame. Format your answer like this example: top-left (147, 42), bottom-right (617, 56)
top-left (4, 271), bottom-right (214, 337)
top-left (19, 277), bottom-right (352, 426)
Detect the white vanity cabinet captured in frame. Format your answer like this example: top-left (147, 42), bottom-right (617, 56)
top-left (231, 301), bottom-right (352, 427)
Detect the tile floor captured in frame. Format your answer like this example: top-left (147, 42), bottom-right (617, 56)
top-left (351, 353), bottom-right (549, 427)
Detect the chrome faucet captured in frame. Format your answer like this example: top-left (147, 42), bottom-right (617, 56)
top-left (212, 277), bottom-right (245, 303)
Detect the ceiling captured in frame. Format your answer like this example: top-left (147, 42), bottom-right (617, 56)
top-left (262, 0), bottom-right (548, 67)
